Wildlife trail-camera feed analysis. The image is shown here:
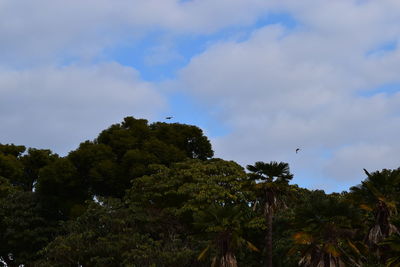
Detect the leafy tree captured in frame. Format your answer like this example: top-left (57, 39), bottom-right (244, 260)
top-left (37, 198), bottom-right (196, 267)
top-left (67, 141), bottom-right (119, 197)
top-left (0, 144), bottom-right (26, 157)
top-left (246, 161), bottom-right (293, 267)
top-left (20, 148), bottom-right (58, 191)
top-left (128, 159), bottom-right (259, 266)
top-left (4, 117), bottom-right (400, 266)
top-left (96, 117), bottom-right (150, 158)
top-left (96, 117), bottom-right (213, 161)
top-left (0, 152), bottom-right (24, 186)
top-left (0, 144), bottom-right (57, 191)
top-left (68, 117), bottom-right (214, 198)
top-left (150, 122), bottom-right (213, 160)
top-left (128, 159), bottom-right (251, 218)
top-left (0, 144), bottom-right (25, 187)
top-left (35, 158), bottom-right (89, 219)
top-left (0, 177), bottom-right (58, 266)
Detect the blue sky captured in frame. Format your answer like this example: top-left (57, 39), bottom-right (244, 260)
top-left (1, 0), bottom-right (400, 192)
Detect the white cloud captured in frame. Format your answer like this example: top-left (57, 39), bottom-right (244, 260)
top-left (0, 0), bottom-right (278, 66)
top-left (2, 0), bottom-right (400, 192)
top-left (2, 0), bottom-right (400, 67)
top-left (0, 63), bottom-right (166, 155)
top-left (324, 143), bottom-right (400, 183)
top-left (175, 1), bottom-right (400, 192)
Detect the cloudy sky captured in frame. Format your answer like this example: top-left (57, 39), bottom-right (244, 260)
top-left (1, 0), bottom-right (400, 192)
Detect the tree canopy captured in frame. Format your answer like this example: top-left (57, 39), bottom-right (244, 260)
top-left (0, 116), bottom-right (399, 267)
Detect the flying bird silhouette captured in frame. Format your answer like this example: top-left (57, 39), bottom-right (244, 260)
top-left (296, 148), bottom-right (300, 153)
top-left (165, 116), bottom-right (173, 120)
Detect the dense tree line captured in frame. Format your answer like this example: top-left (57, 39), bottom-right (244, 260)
top-left (0, 117), bottom-right (399, 266)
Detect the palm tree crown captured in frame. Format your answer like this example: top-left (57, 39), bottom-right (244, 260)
top-left (247, 161), bottom-right (293, 267)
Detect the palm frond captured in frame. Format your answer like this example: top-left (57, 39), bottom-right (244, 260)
top-left (246, 241), bottom-right (260, 252)
top-left (197, 245), bottom-right (210, 261)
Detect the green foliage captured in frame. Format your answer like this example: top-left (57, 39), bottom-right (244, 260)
top-left (38, 198), bottom-right (197, 267)
top-left (0, 143), bottom-right (26, 157)
top-left (95, 117), bottom-right (213, 162)
top-left (0, 178), bottom-right (58, 266)
top-left (2, 117), bottom-right (400, 266)
top-left (68, 117), bottom-right (213, 198)
top-left (21, 148), bottom-right (58, 191)
top-left (128, 159), bottom-right (252, 215)
top-left (0, 144), bottom-right (57, 191)
top-left (291, 190), bottom-right (363, 266)
top-left (270, 195), bottom-right (300, 267)
top-left (36, 158), bottom-right (89, 219)
top-left (247, 161), bottom-right (293, 183)
top-left (247, 161), bottom-right (293, 267)
top-left (349, 168), bottom-right (400, 263)
top-left (127, 159), bottom-right (258, 266)
top-left (0, 153), bottom-right (24, 184)
top-left (381, 233), bottom-right (400, 267)
top-left (150, 122), bottom-right (213, 160)
top-left (350, 168), bottom-right (400, 219)
top-left (194, 204), bottom-right (261, 266)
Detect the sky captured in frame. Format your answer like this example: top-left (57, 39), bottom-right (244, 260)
top-left (1, 0), bottom-right (400, 193)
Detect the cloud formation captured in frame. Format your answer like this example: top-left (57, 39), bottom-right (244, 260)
top-left (0, 63), bottom-right (165, 154)
top-left (176, 1), bottom-right (400, 191)
top-left (2, 0), bottom-right (400, 191)
top-left (0, 0), bottom-right (277, 66)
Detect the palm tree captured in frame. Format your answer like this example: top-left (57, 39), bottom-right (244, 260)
top-left (349, 168), bottom-right (400, 261)
top-left (246, 161), bottom-right (293, 267)
top-left (291, 191), bottom-right (363, 267)
top-left (381, 233), bottom-right (400, 267)
top-left (195, 204), bottom-right (259, 267)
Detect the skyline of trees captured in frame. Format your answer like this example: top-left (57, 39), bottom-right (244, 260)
top-left (1, 117), bottom-right (399, 266)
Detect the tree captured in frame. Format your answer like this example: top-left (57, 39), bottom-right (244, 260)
top-left (0, 144), bottom-right (26, 158)
top-left (96, 117), bottom-right (213, 161)
top-left (37, 197), bottom-right (197, 266)
top-left (35, 158), bottom-right (89, 219)
top-left (349, 168), bottom-right (400, 261)
top-left (128, 159), bottom-right (259, 266)
top-left (150, 122), bottom-right (213, 160)
top-left (381, 233), bottom-right (400, 267)
top-left (0, 144), bottom-right (57, 191)
top-left (0, 153), bottom-right (24, 186)
top-left (68, 141), bottom-right (117, 196)
top-left (0, 177), bottom-right (58, 265)
top-left (20, 148), bottom-right (58, 191)
top-left (291, 191), bottom-right (363, 267)
top-left (246, 161), bottom-right (293, 267)
top-left (68, 117), bottom-right (214, 198)
top-left (195, 204), bottom-right (260, 267)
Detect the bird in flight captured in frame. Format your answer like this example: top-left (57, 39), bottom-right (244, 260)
top-left (165, 116), bottom-right (173, 120)
top-left (296, 148), bottom-right (300, 153)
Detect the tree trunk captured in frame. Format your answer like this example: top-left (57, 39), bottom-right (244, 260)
top-left (219, 252), bottom-right (238, 267)
top-left (266, 211), bottom-right (273, 267)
